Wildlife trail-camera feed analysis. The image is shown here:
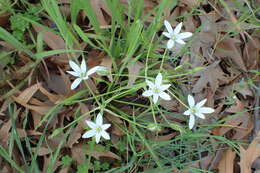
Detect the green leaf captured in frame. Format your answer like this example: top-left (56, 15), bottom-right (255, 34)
top-left (61, 155), bottom-right (73, 167)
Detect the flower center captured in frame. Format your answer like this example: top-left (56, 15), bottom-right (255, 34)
top-left (96, 126), bottom-right (103, 133)
top-left (191, 107), bottom-right (198, 113)
top-left (171, 34), bottom-right (177, 40)
top-left (153, 87), bottom-right (161, 94)
top-left (79, 72), bottom-right (86, 78)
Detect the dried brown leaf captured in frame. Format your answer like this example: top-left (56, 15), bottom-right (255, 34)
top-left (215, 38), bottom-right (247, 71)
top-left (15, 83), bottom-right (41, 104)
top-left (239, 131), bottom-right (260, 173)
top-left (0, 119), bottom-right (11, 144)
top-left (217, 149), bottom-right (236, 172)
top-left (90, 0), bottom-right (110, 27)
top-left (67, 125), bottom-right (83, 148)
top-left (220, 98), bottom-right (253, 139)
top-left (127, 61), bottom-right (143, 86)
top-left (33, 25), bottom-right (66, 50)
top-left (32, 147), bottom-right (51, 156)
top-left (13, 95), bottom-right (52, 115)
top-left (100, 57), bottom-right (113, 82)
top-left (243, 37), bottom-right (260, 70)
top-left (85, 149), bottom-right (121, 160)
top-left (192, 61), bottom-right (229, 93)
top-left (180, 0), bottom-right (200, 9)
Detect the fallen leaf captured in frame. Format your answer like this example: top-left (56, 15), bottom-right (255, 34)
top-left (220, 98), bottom-right (253, 139)
top-left (215, 38), bottom-right (247, 71)
top-left (233, 79), bottom-right (253, 98)
top-left (33, 24), bottom-right (66, 50)
top-left (180, 0), bottom-right (200, 9)
top-left (192, 61), bottom-right (229, 93)
top-left (14, 83), bottom-right (41, 104)
top-left (127, 61), bottom-right (143, 86)
top-left (100, 57), bottom-right (113, 82)
top-left (217, 149), bottom-right (236, 172)
top-left (243, 37), bottom-right (260, 70)
top-left (13, 96), bottom-right (52, 115)
top-left (0, 119), bottom-right (11, 145)
top-left (32, 147), bottom-right (52, 156)
top-left (89, 0), bottom-right (111, 27)
top-left (45, 73), bottom-right (69, 95)
top-left (239, 131), bottom-right (260, 173)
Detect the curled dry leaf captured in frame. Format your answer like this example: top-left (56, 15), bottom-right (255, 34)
top-left (239, 131), bottom-right (260, 173)
top-left (14, 83), bottom-right (41, 104)
top-left (13, 96), bottom-right (52, 115)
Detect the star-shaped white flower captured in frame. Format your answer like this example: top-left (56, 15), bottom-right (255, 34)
top-left (67, 59), bottom-right (106, 90)
top-left (82, 113), bottom-right (111, 144)
top-left (183, 95), bottom-right (215, 129)
top-left (142, 73), bottom-right (171, 104)
top-left (163, 20), bottom-right (193, 49)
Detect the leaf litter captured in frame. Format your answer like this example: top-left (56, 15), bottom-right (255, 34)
top-left (0, 0), bottom-right (259, 172)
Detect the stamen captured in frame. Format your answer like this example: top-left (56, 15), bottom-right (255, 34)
top-left (153, 88), bottom-right (161, 94)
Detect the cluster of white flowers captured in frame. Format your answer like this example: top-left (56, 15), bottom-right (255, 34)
top-left (66, 20), bottom-right (214, 143)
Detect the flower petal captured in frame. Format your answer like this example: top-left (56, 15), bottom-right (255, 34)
top-left (195, 112), bottom-right (205, 119)
top-left (71, 78), bottom-right (82, 90)
top-left (85, 120), bottom-right (97, 129)
top-left (86, 66), bottom-right (103, 77)
top-left (69, 60), bottom-right (81, 73)
top-left (196, 99), bottom-right (207, 108)
top-left (155, 73), bottom-right (162, 86)
top-left (153, 94), bottom-right (159, 104)
top-left (82, 129), bottom-right (96, 138)
top-left (189, 115), bottom-right (195, 129)
top-left (174, 22), bottom-right (182, 35)
top-left (146, 80), bottom-right (155, 89)
top-left (102, 124), bottom-right (111, 130)
top-left (187, 95), bottom-right (195, 107)
top-left (160, 84), bottom-right (171, 91)
top-left (95, 133), bottom-right (102, 143)
top-left (167, 39), bottom-right (175, 49)
top-left (96, 113), bottom-right (103, 126)
top-left (164, 20), bottom-right (173, 34)
top-left (162, 32), bottom-right (171, 38)
top-left (175, 39), bottom-right (186, 45)
top-left (200, 107), bottom-right (214, 114)
top-left (101, 131), bottom-right (110, 140)
top-left (142, 90), bottom-right (153, 97)
top-left (80, 59), bottom-right (87, 73)
top-left (159, 92), bottom-right (171, 101)
top-left (183, 109), bottom-right (191, 115)
top-left (177, 32), bottom-right (193, 39)
top-left (67, 71), bottom-right (80, 77)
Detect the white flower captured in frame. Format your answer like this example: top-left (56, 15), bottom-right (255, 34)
top-left (183, 95), bottom-right (215, 129)
top-left (142, 73), bottom-right (171, 104)
top-left (82, 113), bottom-right (111, 144)
top-left (67, 59), bottom-right (107, 90)
top-left (163, 20), bottom-right (193, 49)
